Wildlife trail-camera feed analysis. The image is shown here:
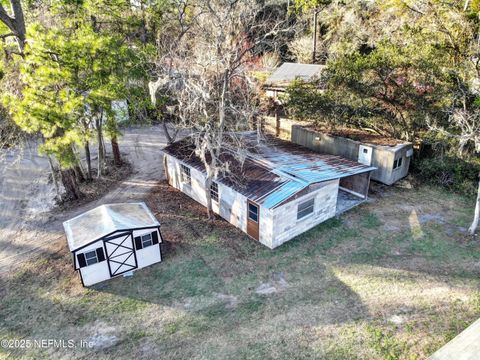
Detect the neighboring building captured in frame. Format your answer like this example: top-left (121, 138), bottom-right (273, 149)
top-left (291, 125), bottom-right (413, 185)
top-left (163, 133), bottom-right (375, 249)
top-left (63, 203), bottom-right (163, 286)
top-left (264, 62), bottom-right (325, 101)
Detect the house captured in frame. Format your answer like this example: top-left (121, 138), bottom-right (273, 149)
top-left (264, 62), bottom-right (325, 101)
top-left (292, 125), bottom-right (413, 185)
top-left (63, 202), bottom-right (163, 286)
top-left (163, 133), bottom-right (375, 249)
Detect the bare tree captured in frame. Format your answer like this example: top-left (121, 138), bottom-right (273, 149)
top-left (151, 0), bottom-right (291, 218)
top-left (0, 0), bottom-right (26, 54)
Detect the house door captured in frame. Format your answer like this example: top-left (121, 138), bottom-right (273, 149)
top-left (358, 145), bottom-right (373, 166)
top-left (247, 201), bottom-right (260, 241)
top-left (104, 232), bottom-right (138, 277)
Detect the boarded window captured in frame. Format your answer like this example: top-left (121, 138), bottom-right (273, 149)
top-left (248, 203), bottom-right (259, 222)
top-left (210, 182), bottom-right (219, 202)
top-left (180, 164), bottom-right (191, 185)
top-left (297, 198), bottom-right (315, 220)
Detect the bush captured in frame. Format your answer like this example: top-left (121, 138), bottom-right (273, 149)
top-left (412, 157), bottom-right (480, 195)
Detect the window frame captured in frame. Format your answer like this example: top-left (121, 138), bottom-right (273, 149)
top-left (180, 164), bottom-right (191, 185)
top-left (393, 157), bottom-right (403, 170)
top-left (84, 250), bottom-right (98, 266)
top-left (141, 233), bottom-right (153, 248)
top-left (248, 203), bottom-right (259, 223)
top-left (297, 198), bottom-right (315, 220)
top-left (210, 182), bottom-right (219, 203)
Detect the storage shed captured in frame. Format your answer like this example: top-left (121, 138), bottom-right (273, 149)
top-left (63, 202), bottom-right (163, 286)
top-left (163, 133), bottom-right (375, 249)
top-left (291, 125), bottom-right (413, 185)
top-left (264, 62), bottom-right (325, 100)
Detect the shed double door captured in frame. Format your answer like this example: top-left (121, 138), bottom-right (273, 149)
top-left (104, 232), bottom-right (138, 277)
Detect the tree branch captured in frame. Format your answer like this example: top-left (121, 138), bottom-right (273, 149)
top-left (0, 4), bottom-right (15, 33)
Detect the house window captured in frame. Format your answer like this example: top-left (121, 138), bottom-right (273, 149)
top-left (210, 182), bottom-right (219, 202)
top-left (141, 233), bottom-right (153, 248)
top-left (297, 198), bottom-right (315, 220)
top-left (180, 164), bottom-right (191, 185)
top-left (363, 148), bottom-right (368, 154)
top-left (393, 157), bottom-right (403, 170)
top-left (85, 250), bottom-right (98, 266)
top-left (248, 203), bottom-right (259, 222)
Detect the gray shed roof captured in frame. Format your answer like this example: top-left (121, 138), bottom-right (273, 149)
top-left (63, 202), bottom-right (160, 251)
top-left (265, 62), bottom-right (325, 88)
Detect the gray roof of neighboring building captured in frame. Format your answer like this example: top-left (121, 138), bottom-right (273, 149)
top-left (265, 62), bottom-right (325, 88)
top-left (63, 202), bottom-right (160, 251)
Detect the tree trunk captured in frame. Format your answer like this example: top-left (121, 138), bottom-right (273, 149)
top-left (312, 10), bottom-right (318, 63)
top-left (73, 164), bottom-right (85, 183)
top-left (72, 145), bottom-right (85, 182)
top-left (162, 120), bottom-right (174, 144)
top-left (46, 154), bottom-right (60, 198)
top-left (469, 174), bottom-right (480, 237)
top-left (111, 136), bottom-right (122, 166)
top-left (84, 141), bottom-right (92, 180)
top-left (60, 169), bottom-right (82, 201)
top-left (275, 108), bottom-right (280, 137)
top-left (0, 0), bottom-right (26, 53)
top-left (96, 116), bottom-right (105, 178)
top-left (205, 172), bottom-right (214, 220)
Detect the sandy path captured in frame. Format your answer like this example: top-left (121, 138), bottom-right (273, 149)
top-left (0, 125), bottom-right (176, 272)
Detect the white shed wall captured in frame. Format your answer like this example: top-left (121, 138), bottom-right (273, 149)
top-left (77, 240), bottom-right (111, 286)
top-left (133, 228), bottom-right (162, 269)
top-left (271, 179), bottom-right (339, 248)
top-left (75, 228), bottom-right (162, 286)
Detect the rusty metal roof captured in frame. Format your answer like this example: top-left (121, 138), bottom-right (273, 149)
top-left (163, 133), bottom-right (375, 209)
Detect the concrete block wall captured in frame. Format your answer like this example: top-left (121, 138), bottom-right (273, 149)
top-left (271, 179), bottom-right (339, 248)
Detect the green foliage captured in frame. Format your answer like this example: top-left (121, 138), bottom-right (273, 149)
top-left (412, 157), bottom-right (480, 195)
top-left (1, 2), bottom-right (143, 168)
top-left (366, 326), bottom-right (405, 360)
top-left (286, 0), bottom-right (477, 143)
top-left (291, 0), bottom-right (331, 12)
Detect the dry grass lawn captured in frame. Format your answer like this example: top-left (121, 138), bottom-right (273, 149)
top-left (1, 180), bottom-right (479, 359)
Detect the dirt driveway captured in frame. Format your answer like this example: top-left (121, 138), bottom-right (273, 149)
top-left (0, 125), bottom-right (176, 272)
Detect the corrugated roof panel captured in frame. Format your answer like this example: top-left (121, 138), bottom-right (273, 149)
top-left (260, 181), bottom-right (307, 209)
